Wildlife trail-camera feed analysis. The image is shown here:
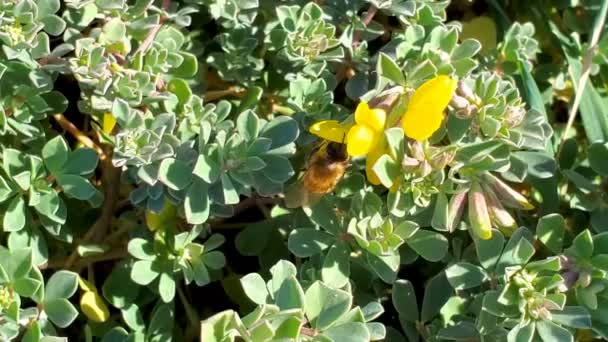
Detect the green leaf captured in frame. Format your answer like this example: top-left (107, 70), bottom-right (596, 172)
top-left (421, 271), bottom-right (452, 322)
top-left (22, 321), bottom-right (41, 342)
top-left (103, 262), bottom-right (140, 309)
top-left (588, 142), bottom-right (608, 176)
top-left (240, 273), bottom-right (269, 305)
top-left (406, 230), bottom-right (448, 262)
top-left (288, 228), bottom-right (335, 257)
top-left (445, 262), bottom-right (487, 290)
top-left (392, 279), bottom-right (418, 323)
top-left (42, 136), bottom-right (68, 173)
top-left (184, 180), bottom-right (210, 224)
top-left (167, 78), bottom-right (192, 104)
top-left (507, 321), bottom-right (535, 342)
top-left (512, 151), bottom-right (556, 179)
top-left (41, 15), bottom-right (66, 36)
top-left (103, 18), bottom-right (125, 41)
top-left (322, 322), bottom-right (370, 342)
top-left (128, 238), bottom-right (155, 260)
top-left (45, 270), bottom-right (78, 300)
top-left (260, 116), bottom-right (299, 150)
top-left (237, 110), bottom-right (260, 141)
top-left (566, 56), bottom-right (608, 142)
top-left (378, 53), bottom-right (405, 85)
top-left (158, 158), bottom-right (193, 191)
top-left (220, 173), bottom-right (239, 205)
top-left (63, 149), bottom-right (98, 176)
top-left (536, 319), bottom-right (573, 342)
top-left (130, 260), bottom-right (159, 285)
top-left (4, 196), bottom-right (26, 232)
top-left (304, 281), bottom-right (351, 330)
top-left (158, 271), bottom-right (175, 302)
top-left (321, 242), bottom-right (350, 288)
top-left (572, 229), bottom-right (594, 259)
top-left (45, 298), bottom-right (79, 328)
top-left (275, 275), bottom-right (305, 310)
top-left (551, 306), bottom-right (591, 329)
top-left (13, 277), bottom-right (42, 297)
top-left (6, 248), bottom-right (32, 279)
top-left (121, 304), bottom-right (145, 332)
top-left (372, 154), bottom-right (400, 188)
top-left (474, 230), bottom-right (505, 271)
top-left (262, 155), bottom-right (294, 183)
top-left (56, 174), bottom-right (98, 200)
top-left (147, 304), bottom-right (174, 342)
top-left (536, 214), bottom-right (564, 254)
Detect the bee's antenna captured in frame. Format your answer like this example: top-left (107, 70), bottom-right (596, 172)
top-left (341, 133), bottom-right (346, 144)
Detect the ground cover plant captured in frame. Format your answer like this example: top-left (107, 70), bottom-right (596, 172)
top-left (1, 0), bottom-right (608, 341)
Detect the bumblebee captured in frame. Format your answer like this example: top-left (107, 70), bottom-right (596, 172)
top-left (285, 141), bottom-right (350, 208)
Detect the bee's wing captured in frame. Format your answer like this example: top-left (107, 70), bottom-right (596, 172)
top-left (284, 180), bottom-right (323, 208)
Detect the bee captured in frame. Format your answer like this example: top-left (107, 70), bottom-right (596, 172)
top-left (285, 140), bottom-right (350, 208)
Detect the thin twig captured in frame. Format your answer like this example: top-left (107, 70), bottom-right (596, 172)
top-left (52, 114), bottom-right (105, 160)
top-left (133, 0), bottom-right (172, 56)
top-left (353, 5), bottom-right (378, 47)
top-left (63, 156), bottom-right (121, 269)
top-left (203, 86), bottom-right (246, 102)
top-left (561, 0), bottom-right (608, 142)
top-left (41, 248), bottom-right (128, 270)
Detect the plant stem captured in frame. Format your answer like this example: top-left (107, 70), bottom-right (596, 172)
top-left (561, 0), bottom-right (608, 142)
top-left (42, 248), bottom-right (128, 269)
top-left (63, 156), bottom-right (121, 269)
top-left (203, 86), bottom-right (246, 102)
top-left (52, 113), bottom-right (105, 159)
top-left (134, 0), bottom-right (172, 56)
top-left (353, 5), bottom-right (378, 47)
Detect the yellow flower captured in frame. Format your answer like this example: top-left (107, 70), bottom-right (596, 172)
top-left (102, 112), bottom-right (117, 134)
top-left (309, 120), bottom-right (349, 143)
top-left (402, 75), bottom-right (457, 141)
top-left (78, 277), bottom-right (110, 323)
top-left (347, 102), bottom-right (386, 156)
top-left (309, 102), bottom-right (388, 185)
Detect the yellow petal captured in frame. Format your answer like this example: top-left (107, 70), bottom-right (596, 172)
top-left (346, 125), bottom-right (375, 156)
top-left (80, 291), bottom-right (110, 323)
top-left (365, 137), bottom-right (387, 185)
top-left (78, 277), bottom-right (96, 293)
top-left (103, 112), bottom-right (117, 134)
top-left (355, 102), bottom-right (386, 132)
top-left (309, 120), bottom-right (348, 143)
top-left (403, 75), bottom-right (457, 141)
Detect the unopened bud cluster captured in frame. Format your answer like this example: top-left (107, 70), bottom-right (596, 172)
top-left (447, 172), bottom-right (534, 239)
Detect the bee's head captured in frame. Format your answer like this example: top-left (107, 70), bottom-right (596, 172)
top-left (326, 141), bottom-right (348, 162)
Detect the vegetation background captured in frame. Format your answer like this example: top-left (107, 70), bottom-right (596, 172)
top-left (1, 0), bottom-right (608, 341)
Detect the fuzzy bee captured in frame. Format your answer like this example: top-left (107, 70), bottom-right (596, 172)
top-left (285, 140), bottom-right (350, 208)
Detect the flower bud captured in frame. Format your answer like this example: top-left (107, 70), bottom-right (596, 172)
top-left (454, 106), bottom-right (475, 119)
top-left (482, 173), bottom-right (534, 210)
top-left (429, 148), bottom-right (456, 170)
top-left (450, 94), bottom-right (469, 109)
top-left (504, 105), bottom-right (526, 128)
top-left (468, 181), bottom-right (492, 240)
top-left (482, 183), bottom-right (517, 235)
top-left (408, 140), bottom-right (425, 161)
top-left (447, 191), bottom-right (467, 232)
top-left (402, 155), bottom-right (420, 169)
top-left (558, 270), bottom-right (579, 292)
top-left (457, 80), bottom-right (477, 102)
top-left (577, 271), bottom-right (592, 288)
